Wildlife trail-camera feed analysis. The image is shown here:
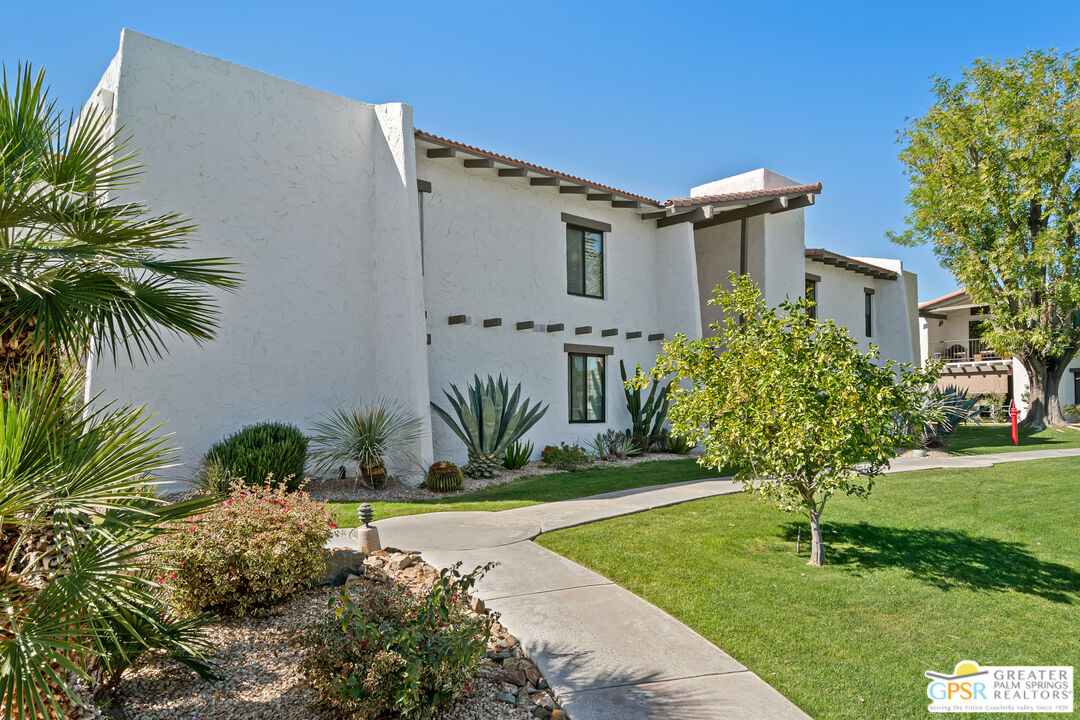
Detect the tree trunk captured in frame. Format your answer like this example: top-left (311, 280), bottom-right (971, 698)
top-left (1020, 352), bottom-right (1074, 430)
top-left (808, 507), bottom-right (826, 566)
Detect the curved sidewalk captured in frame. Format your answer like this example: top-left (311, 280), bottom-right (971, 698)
top-left (333, 477), bottom-right (810, 720)
top-left (329, 448), bottom-right (1080, 719)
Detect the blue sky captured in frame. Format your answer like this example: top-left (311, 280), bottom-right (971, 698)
top-left (5, 1), bottom-right (1079, 302)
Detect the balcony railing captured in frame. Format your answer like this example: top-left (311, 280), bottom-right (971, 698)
top-left (931, 338), bottom-right (1004, 363)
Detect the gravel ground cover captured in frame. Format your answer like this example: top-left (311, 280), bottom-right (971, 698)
top-left (109, 550), bottom-right (563, 720)
top-left (306, 453), bottom-right (690, 503)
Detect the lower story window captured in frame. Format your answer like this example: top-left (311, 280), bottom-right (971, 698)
top-left (569, 353), bottom-right (605, 422)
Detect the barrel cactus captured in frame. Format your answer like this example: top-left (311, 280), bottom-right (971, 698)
top-left (425, 461), bottom-right (463, 492)
top-left (431, 375), bottom-right (548, 479)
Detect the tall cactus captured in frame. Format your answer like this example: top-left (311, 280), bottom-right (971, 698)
top-left (431, 375), bottom-right (548, 478)
top-left (620, 360), bottom-right (672, 445)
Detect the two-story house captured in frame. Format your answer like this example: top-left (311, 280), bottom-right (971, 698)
top-left (83, 30), bottom-right (921, 479)
top-left (919, 289), bottom-right (1080, 415)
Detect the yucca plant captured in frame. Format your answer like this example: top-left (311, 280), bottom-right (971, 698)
top-left (424, 461), bottom-right (463, 492)
top-left (0, 64), bottom-right (240, 390)
top-left (620, 360), bottom-right (673, 449)
top-left (502, 440), bottom-right (533, 470)
top-left (309, 400), bottom-right (424, 488)
top-left (431, 375), bottom-right (547, 478)
top-left (0, 366), bottom-right (216, 716)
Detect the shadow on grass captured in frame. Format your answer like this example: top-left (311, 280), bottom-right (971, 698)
top-left (779, 521), bottom-right (1080, 603)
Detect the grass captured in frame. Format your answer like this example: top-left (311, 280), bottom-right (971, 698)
top-left (946, 423), bottom-right (1080, 455)
top-left (538, 458), bottom-right (1080, 720)
top-left (329, 458), bottom-right (720, 526)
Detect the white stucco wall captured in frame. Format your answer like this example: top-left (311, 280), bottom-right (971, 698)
top-left (417, 158), bottom-right (701, 463)
top-left (805, 258), bottom-right (918, 364)
top-left (85, 30), bottom-right (432, 483)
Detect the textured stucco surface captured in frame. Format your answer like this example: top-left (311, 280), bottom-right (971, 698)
top-left (86, 30), bottom-right (431, 482)
top-left (418, 156), bottom-right (701, 463)
top-left (804, 257), bottom-right (918, 364)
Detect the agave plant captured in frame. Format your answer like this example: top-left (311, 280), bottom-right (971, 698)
top-left (309, 400), bottom-right (425, 488)
top-left (620, 360), bottom-right (673, 448)
top-left (431, 375), bottom-right (548, 478)
top-left (0, 366), bottom-right (216, 716)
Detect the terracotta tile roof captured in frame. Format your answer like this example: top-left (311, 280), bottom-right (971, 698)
top-left (415, 130), bottom-right (662, 206)
top-left (805, 248), bottom-right (898, 280)
top-left (663, 183), bottom-right (823, 208)
top-left (918, 288), bottom-right (968, 310)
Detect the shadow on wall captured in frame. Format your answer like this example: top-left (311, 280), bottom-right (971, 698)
top-left (779, 521), bottom-right (1080, 604)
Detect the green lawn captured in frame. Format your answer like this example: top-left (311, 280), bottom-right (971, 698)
top-left (946, 423), bottom-right (1080, 455)
top-left (538, 458), bottom-right (1080, 720)
top-left (329, 458), bottom-right (721, 526)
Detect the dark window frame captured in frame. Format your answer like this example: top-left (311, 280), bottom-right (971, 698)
top-left (566, 224), bottom-right (605, 299)
top-left (567, 352), bottom-right (606, 423)
top-left (805, 274), bottom-right (819, 319)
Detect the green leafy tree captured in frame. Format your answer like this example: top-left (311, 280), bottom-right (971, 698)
top-left (0, 64), bottom-right (239, 388)
top-left (642, 275), bottom-right (935, 566)
top-left (891, 49), bottom-right (1080, 429)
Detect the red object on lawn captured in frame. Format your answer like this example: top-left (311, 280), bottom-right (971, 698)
top-left (1010, 400), bottom-right (1020, 445)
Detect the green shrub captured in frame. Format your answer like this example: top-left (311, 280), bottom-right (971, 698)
top-left (299, 563), bottom-right (495, 720)
top-left (1063, 403), bottom-right (1080, 421)
top-left (309, 400), bottom-right (424, 489)
top-left (976, 392), bottom-right (1009, 422)
top-left (502, 439), bottom-right (534, 469)
top-left (667, 433), bottom-right (695, 454)
top-left (157, 478), bottom-right (334, 616)
top-left (540, 442), bottom-right (591, 470)
top-left (587, 430), bottom-right (637, 460)
top-left (203, 422), bottom-right (308, 491)
top-left (425, 461), bottom-right (464, 492)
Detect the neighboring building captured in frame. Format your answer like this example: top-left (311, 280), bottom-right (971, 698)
top-left (919, 289), bottom-right (1080, 414)
top-left (83, 30), bottom-right (921, 481)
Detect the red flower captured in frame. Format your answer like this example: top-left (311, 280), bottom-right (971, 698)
top-left (329, 521), bottom-right (337, 528)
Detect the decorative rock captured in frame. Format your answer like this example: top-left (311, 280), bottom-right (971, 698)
top-left (318, 547), bottom-right (366, 585)
top-left (388, 553), bottom-right (415, 571)
top-left (469, 596), bottom-right (486, 614)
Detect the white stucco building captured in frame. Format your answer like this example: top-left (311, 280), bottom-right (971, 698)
top-left (918, 289), bottom-right (1080, 416)
top-left (84, 30), bottom-right (921, 480)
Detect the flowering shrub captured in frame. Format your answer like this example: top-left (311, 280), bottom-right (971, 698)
top-left (299, 562), bottom-right (495, 720)
top-left (157, 478), bottom-right (334, 615)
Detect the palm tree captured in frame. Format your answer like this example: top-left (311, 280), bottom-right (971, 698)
top-left (0, 366), bottom-right (216, 717)
top-left (0, 64), bottom-right (240, 390)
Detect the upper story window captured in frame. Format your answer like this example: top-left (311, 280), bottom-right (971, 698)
top-left (864, 289), bottom-right (874, 337)
top-left (805, 274), bottom-right (820, 319)
top-left (566, 222), bottom-right (605, 299)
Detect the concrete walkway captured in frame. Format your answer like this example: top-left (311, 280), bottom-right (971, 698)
top-left (334, 477), bottom-right (810, 720)
top-left (329, 448), bottom-right (1080, 720)
top-left (883, 446), bottom-right (1080, 473)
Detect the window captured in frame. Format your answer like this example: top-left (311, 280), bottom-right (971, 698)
top-left (864, 290), bottom-right (874, 337)
top-left (805, 274), bottom-right (819, 319)
top-left (566, 225), bottom-right (604, 298)
top-left (568, 353), bottom-right (605, 422)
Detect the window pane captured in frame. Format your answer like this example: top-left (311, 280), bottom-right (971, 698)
top-left (865, 294), bottom-right (873, 337)
top-left (566, 227), bottom-right (584, 295)
top-left (805, 279), bottom-right (817, 319)
top-left (570, 355), bottom-right (587, 421)
top-left (584, 231), bottom-right (603, 297)
top-left (586, 356), bottom-right (604, 421)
